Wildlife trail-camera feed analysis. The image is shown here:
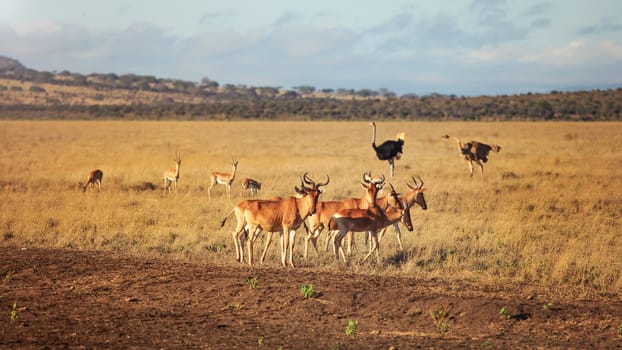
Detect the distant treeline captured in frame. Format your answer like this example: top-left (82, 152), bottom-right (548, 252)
top-left (0, 56), bottom-right (621, 121)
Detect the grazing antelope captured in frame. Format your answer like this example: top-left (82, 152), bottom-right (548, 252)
top-left (370, 122), bottom-right (406, 177)
top-left (237, 173), bottom-right (329, 267)
top-left (163, 152), bottom-right (182, 194)
top-left (302, 172), bottom-right (385, 260)
top-left (83, 169), bottom-right (103, 192)
top-left (241, 177), bottom-right (261, 198)
top-left (329, 183), bottom-right (413, 264)
top-left (209, 158), bottom-right (239, 200)
top-left (442, 135), bottom-right (501, 177)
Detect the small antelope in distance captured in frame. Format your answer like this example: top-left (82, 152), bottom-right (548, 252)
top-left (241, 177), bottom-right (261, 198)
top-left (442, 135), bottom-right (501, 177)
top-left (209, 158), bottom-right (239, 200)
top-left (163, 152), bottom-right (182, 194)
top-left (329, 183), bottom-right (413, 264)
top-left (83, 169), bottom-right (103, 192)
top-left (302, 172), bottom-right (385, 260)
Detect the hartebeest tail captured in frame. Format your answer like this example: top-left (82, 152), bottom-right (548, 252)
top-left (83, 169), bottom-right (103, 192)
top-left (442, 135), bottom-right (501, 177)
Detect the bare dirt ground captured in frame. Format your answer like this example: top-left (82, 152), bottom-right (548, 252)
top-left (1, 246), bottom-right (621, 349)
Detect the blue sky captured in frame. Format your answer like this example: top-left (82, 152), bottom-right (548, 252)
top-left (1, 0), bottom-right (621, 96)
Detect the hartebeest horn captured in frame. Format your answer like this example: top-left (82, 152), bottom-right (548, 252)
top-left (303, 172), bottom-right (315, 186)
top-left (363, 171), bottom-right (372, 184)
top-left (316, 174), bottom-right (330, 187)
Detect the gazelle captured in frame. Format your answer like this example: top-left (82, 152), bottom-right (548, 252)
top-left (329, 183), bottom-right (413, 264)
top-left (209, 158), bottom-right (239, 200)
top-left (83, 169), bottom-right (103, 192)
top-left (302, 172), bottom-right (385, 260)
top-left (238, 173), bottom-right (329, 267)
top-left (442, 135), bottom-right (501, 177)
top-left (241, 177), bottom-right (261, 198)
top-left (163, 152), bottom-right (182, 194)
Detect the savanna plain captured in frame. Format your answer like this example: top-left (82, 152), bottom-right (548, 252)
top-left (1, 120), bottom-right (621, 349)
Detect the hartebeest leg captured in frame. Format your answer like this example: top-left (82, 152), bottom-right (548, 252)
top-left (259, 231), bottom-right (274, 264)
top-left (362, 231), bottom-right (380, 264)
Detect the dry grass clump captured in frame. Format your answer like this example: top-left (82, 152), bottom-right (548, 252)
top-left (0, 120), bottom-right (621, 295)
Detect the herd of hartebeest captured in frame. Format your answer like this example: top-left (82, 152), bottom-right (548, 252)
top-left (82, 122), bottom-right (501, 267)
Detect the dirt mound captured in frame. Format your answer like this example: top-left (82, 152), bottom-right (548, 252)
top-left (1, 246), bottom-right (620, 349)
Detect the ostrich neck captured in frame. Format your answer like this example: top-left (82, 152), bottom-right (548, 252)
top-left (371, 123), bottom-right (377, 146)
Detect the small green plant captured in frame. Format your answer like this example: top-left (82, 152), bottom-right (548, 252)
top-left (499, 306), bottom-right (511, 319)
top-left (246, 276), bottom-right (259, 289)
top-left (277, 346), bottom-right (284, 350)
top-left (4, 271), bottom-right (12, 282)
top-left (257, 336), bottom-right (264, 346)
top-left (10, 303), bottom-right (18, 322)
top-left (543, 302), bottom-right (554, 310)
top-left (227, 302), bottom-right (242, 310)
top-left (345, 319), bottom-right (358, 336)
top-left (300, 283), bottom-right (316, 299)
top-left (617, 323), bottom-right (622, 336)
top-left (410, 307), bottom-right (423, 317)
top-left (429, 307), bottom-right (450, 333)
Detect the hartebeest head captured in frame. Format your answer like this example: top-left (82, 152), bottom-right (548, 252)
top-left (297, 172), bottom-right (330, 215)
top-left (361, 172), bottom-right (385, 207)
top-left (405, 176), bottom-right (427, 210)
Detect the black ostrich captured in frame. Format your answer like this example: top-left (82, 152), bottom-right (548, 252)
top-left (442, 135), bottom-right (501, 177)
top-left (369, 122), bottom-right (405, 177)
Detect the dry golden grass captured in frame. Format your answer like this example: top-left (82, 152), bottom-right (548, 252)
top-left (1, 120), bottom-right (621, 295)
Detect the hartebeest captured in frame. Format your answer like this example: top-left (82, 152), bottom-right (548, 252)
top-left (442, 135), bottom-right (501, 177)
top-left (240, 173), bottom-right (329, 267)
top-left (83, 169), bottom-right (103, 192)
top-left (241, 177), bottom-right (261, 198)
top-left (163, 152), bottom-right (181, 194)
top-left (373, 176), bottom-right (427, 250)
top-left (220, 196), bottom-right (282, 264)
top-left (329, 183), bottom-right (413, 263)
top-left (302, 172), bottom-right (385, 259)
top-left (209, 158), bottom-right (239, 200)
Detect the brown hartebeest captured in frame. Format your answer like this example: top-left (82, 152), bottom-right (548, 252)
top-left (329, 183), bottom-right (413, 264)
top-left (209, 158), bottom-right (239, 200)
top-left (220, 196), bottom-right (282, 264)
top-left (373, 176), bottom-right (427, 250)
top-left (230, 173), bottom-right (329, 267)
top-left (83, 169), bottom-right (103, 192)
top-left (442, 135), bottom-right (501, 177)
top-left (163, 152), bottom-right (181, 194)
top-left (302, 172), bottom-right (385, 259)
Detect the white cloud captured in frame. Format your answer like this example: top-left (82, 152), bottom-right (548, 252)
top-left (10, 19), bottom-right (62, 36)
top-left (520, 40), bottom-right (622, 66)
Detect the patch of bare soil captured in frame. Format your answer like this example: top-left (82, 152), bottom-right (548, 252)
top-left (1, 246), bottom-right (621, 349)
